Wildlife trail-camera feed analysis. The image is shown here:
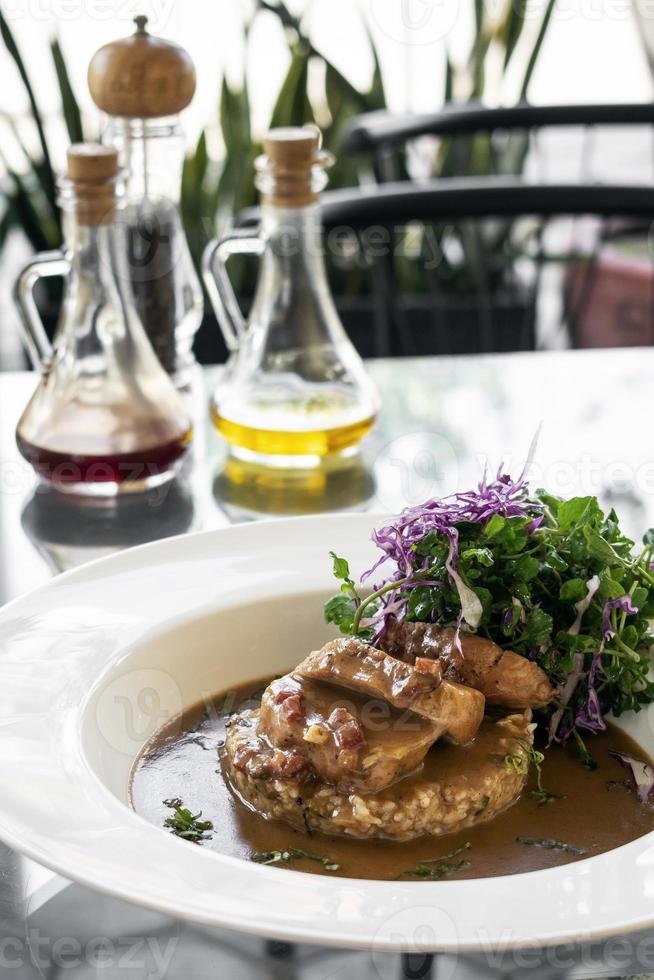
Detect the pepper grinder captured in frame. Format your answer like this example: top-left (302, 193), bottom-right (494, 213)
top-left (88, 15), bottom-right (203, 388)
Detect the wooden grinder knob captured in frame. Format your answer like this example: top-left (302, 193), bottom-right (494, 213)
top-left (66, 143), bottom-right (119, 225)
top-left (88, 15), bottom-right (196, 119)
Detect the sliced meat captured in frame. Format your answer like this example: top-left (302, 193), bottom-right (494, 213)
top-left (296, 638), bottom-right (442, 707)
top-left (295, 638), bottom-right (483, 743)
top-left (259, 674), bottom-right (441, 792)
top-left (381, 617), bottom-right (554, 710)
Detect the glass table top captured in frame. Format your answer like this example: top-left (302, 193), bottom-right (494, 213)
top-left (2, 350), bottom-right (654, 979)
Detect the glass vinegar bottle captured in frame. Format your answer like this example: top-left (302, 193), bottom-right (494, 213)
top-left (203, 127), bottom-right (379, 464)
top-left (14, 144), bottom-right (192, 495)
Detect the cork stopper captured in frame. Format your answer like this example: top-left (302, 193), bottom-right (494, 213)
top-left (66, 143), bottom-right (120, 225)
top-left (87, 15), bottom-right (196, 119)
top-left (256, 126), bottom-right (333, 206)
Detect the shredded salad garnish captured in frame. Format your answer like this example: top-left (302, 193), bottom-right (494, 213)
top-left (325, 470), bottom-right (654, 763)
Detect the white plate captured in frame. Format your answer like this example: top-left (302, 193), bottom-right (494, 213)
top-left (1, 514), bottom-right (654, 954)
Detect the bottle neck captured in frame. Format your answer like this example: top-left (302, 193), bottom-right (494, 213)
top-left (259, 201), bottom-right (328, 280)
top-left (104, 117), bottom-right (184, 204)
top-left (61, 209), bottom-right (134, 318)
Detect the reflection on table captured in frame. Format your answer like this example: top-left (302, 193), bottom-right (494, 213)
top-left (213, 450), bottom-right (376, 520)
top-left (4, 353), bottom-right (654, 979)
top-left (21, 479), bottom-right (196, 574)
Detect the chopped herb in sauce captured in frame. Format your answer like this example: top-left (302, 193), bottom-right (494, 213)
top-left (573, 730), bottom-right (597, 771)
top-left (251, 847), bottom-right (340, 872)
top-left (163, 799), bottom-right (213, 843)
top-left (402, 842), bottom-right (472, 880)
top-left (505, 738), bottom-right (564, 807)
top-left (528, 786), bottom-right (565, 807)
top-left (517, 836), bottom-right (585, 856)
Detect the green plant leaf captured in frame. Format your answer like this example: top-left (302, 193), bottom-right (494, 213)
top-left (181, 131), bottom-right (209, 221)
top-left (520, 0), bottom-right (557, 98)
top-left (221, 75), bottom-right (252, 155)
top-left (444, 46), bottom-right (454, 103)
top-left (559, 579), bottom-right (588, 602)
top-left (361, 17), bottom-right (386, 111)
top-left (197, 72), bottom-right (258, 289)
top-left (0, 204), bottom-right (14, 251)
top-left (193, 130), bottom-right (209, 186)
top-left (260, 0), bottom-right (382, 116)
top-left (181, 129), bottom-right (219, 272)
top-left (502, 0), bottom-right (529, 69)
top-left (0, 109), bottom-right (60, 229)
top-left (270, 44), bottom-right (313, 129)
top-left (324, 593), bottom-right (356, 634)
top-left (324, 59), bottom-right (369, 173)
top-left (557, 496), bottom-right (600, 531)
top-left (50, 37), bottom-right (83, 144)
top-left (462, 546), bottom-right (494, 567)
top-left (467, 22), bottom-right (492, 100)
top-left (0, 174), bottom-right (53, 252)
top-left (256, 0), bottom-right (300, 34)
top-left (0, 10), bottom-right (56, 207)
top-left (330, 551), bottom-right (353, 582)
top-left (511, 554), bottom-right (541, 581)
top-left (582, 525), bottom-right (622, 566)
top-left (474, 0), bottom-right (484, 34)
top-left (219, 75), bottom-right (256, 213)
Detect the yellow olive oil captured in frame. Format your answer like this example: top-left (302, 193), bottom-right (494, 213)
top-left (211, 405), bottom-right (376, 457)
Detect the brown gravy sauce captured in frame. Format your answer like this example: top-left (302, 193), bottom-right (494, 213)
top-left (130, 677), bottom-right (654, 881)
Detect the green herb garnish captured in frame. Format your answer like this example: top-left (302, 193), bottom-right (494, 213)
top-left (163, 799), bottom-right (213, 843)
top-left (572, 729), bottom-right (597, 770)
top-left (323, 553), bottom-right (361, 636)
top-left (528, 786), bottom-right (565, 807)
top-left (504, 738), bottom-right (542, 777)
top-left (403, 842), bottom-right (472, 880)
top-left (251, 847), bottom-right (340, 872)
top-left (517, 836), bottom-right (585, 856)
top-left (505, 737), bottom-right (564, 806)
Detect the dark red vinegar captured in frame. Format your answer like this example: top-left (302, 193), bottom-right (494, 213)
top-left (16, 430), bottom-right (191, 485)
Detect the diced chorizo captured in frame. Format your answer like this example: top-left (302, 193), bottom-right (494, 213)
top-left (279, 693), bottom-right (304, 723)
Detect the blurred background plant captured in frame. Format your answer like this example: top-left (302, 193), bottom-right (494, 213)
top-left (0, 0), bottom-right (556, 266)
top-left (0, 0), bottom-right (557, 361)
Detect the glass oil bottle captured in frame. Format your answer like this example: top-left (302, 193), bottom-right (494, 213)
top-left (203, 126), bottom-right (379, 465)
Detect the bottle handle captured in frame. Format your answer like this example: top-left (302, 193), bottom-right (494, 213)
top-left (13, 250), bottom-right (70, 372)
top-left (202, 230), bottom-right (265, 352)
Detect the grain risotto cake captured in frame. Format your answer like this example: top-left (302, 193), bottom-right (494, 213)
top-left (223, 706), bottom-right (534, 842)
